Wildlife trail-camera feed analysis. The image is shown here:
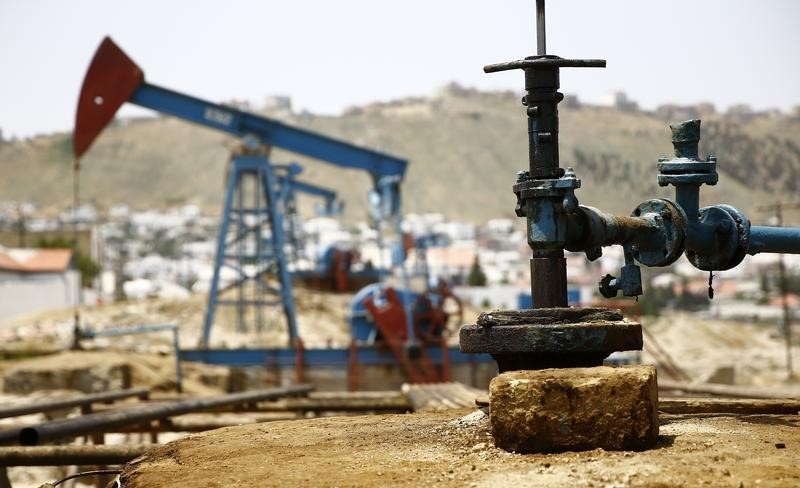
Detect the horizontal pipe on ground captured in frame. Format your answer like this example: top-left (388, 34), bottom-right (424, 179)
top-left (404, 383), bottom-right (484, 411)
top-left (659, 380), bottom-right (799, 400)
top-left (5, 415), bottom-right (302, 436)
top-left (477, 394), bottom-right (800, 415)
top-left (0, 444), bottom-right (153, 466)
top-left (659, 397), bottom-right (800, 415)
top-left (256, 394), bottom-right (411, 412)
top-left (0, 349), bottom-right (61, 360)
top-left (0, 388), bottom-right (150, 419)
top-left (112, 415), bottom-right (300, 433)
top-left (89, 392), bottom-right (412, 414)
top-left (0, 385), bottom-right (312, 446)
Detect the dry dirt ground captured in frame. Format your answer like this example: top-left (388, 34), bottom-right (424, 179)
top-left (641, 313), bottom-right (799, 388)
top-left (0, 288), bottom-right (481, 351)
top-left (120, 407), bottom-right (800, 488)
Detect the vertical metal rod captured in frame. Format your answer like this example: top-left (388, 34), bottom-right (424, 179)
top-left (71, 160), bottom-right (82, 350)
top-left (172, 327), bottom-right (184, 393)
top-left (536, 0), bottom-right (546, 56)
top-left (774, 205), bottom-right (794, 379)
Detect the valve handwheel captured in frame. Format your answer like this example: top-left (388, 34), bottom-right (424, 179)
top-left (413, 284), bottom-right (464, 344)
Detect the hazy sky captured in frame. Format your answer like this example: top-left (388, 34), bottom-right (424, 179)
top-left (1, 0), bottom-right (799, 138)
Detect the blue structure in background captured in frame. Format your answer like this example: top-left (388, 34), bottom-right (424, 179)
top-left (273, 162), bottom-right (341, 266)
top-left (180, 345), bottom-right (491, 368)
top-left (202, 149), bottom-right (299, 344)
top-left (115, 83), bottom-right (409, 348)
top-left (517, 287), bottom-right (580, 309)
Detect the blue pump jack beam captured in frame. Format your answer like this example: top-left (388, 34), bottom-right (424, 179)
top-left (129, 84), bottom-right (407, 189)
top-left (283, 178), bottom-right (338, 215)
top-left (274, 163), bottom-right (340, 216)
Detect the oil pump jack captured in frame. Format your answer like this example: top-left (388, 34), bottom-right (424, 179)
top-left (72, 37), bottom-right (494, 386)
top-left (73, 37), bottom-right (413, 348)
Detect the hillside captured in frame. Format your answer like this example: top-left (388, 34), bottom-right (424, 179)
top-left (2, 85), bottom-right (800, 223)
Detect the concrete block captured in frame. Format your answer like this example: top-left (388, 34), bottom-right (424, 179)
top-left (3, 361), bottom-right (131, 394)
top-left (489, 365), bottom-right (658, 452)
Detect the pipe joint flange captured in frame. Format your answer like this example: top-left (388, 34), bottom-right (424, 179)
top-left (657, 172), bottom-right (719, 187)
top-left (686, 204), bottom-right (750, 271)
top-left (513, 174), bottom-right (581, 200)
top-left (631, 198), bottom-right (687, 267)
top-left (459, 307), bottom-right (641, 372)
top-left (657, 159), bottom-right (718, 187)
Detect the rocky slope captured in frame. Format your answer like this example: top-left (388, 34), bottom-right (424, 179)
top-left (2, 85), bottom-right (799, 223)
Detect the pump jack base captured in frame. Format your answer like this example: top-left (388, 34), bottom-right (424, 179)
top-left (459, 307), bottom-right (642, 372)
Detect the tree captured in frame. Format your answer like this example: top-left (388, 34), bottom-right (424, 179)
top-left (759, 271), bottom-right (772, 303)
top-left (467, 256), bottom-right (487, 287)
top-left (37, 237), bottom-right (101, 287)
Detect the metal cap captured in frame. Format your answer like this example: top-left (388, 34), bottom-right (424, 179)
top-left (669, 119), bottom-right (701, 160)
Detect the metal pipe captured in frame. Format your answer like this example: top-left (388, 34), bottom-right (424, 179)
top-left (530, 256), bottom-right (567, 307)
top-left (568, 206), bottom-right (657, 249)
top-left (523, 0), bottom-right (566, 307)
top-left (0, 385), bottom-right (312, 446)
top-left (172, 328), bottom-right (183, 394)
top-left (536, 0), bottom-right (546, 55)
top-left (748, 226), bottom-right (800, 255)
top-left (83, 324), bottom-right (184, 393)
top-left (675, 185), bottom-right (699, 223)
top-left (674, 185), bottom-right (716, 253)
top-left (0, 444), bottom-right (152, 466)
top-left (0, 388), bottom-right (149, 419)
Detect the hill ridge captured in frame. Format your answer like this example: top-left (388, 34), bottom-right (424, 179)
top-left (2, 85), bottom-right (799, 223)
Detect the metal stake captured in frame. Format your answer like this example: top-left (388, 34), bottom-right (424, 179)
top-left (536, 0), bottom-right (546, 55)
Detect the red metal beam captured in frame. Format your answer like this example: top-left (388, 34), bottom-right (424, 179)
top-left (73, 37), bottom-right (144, 158)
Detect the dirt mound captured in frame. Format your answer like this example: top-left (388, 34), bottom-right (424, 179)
top-left (120, 408), bottom-right (800, 487)
top-left (0, 287), bottom-right (358, 351)
top-left (643, 313), bottom-right (800, 388)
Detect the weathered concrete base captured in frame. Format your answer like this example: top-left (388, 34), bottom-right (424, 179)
top-left (3, 358), bottom-right (131, 394)
top-left (490, 365), bottom-right (658, 453)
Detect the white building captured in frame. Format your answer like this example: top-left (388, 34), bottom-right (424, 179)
top-left (0, 247), bottom-right (78, 321)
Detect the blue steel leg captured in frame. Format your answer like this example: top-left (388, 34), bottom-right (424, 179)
top-left (261, 160), bottom-right (299, 344)
top-left (236, 174), bottom-right (245, 333)
top-left (202, 160), bottom-right (240, 347)
top-left (255, 166), bottom-right (265, 333)
top-left (748, 226), bottom-right (800, 255)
